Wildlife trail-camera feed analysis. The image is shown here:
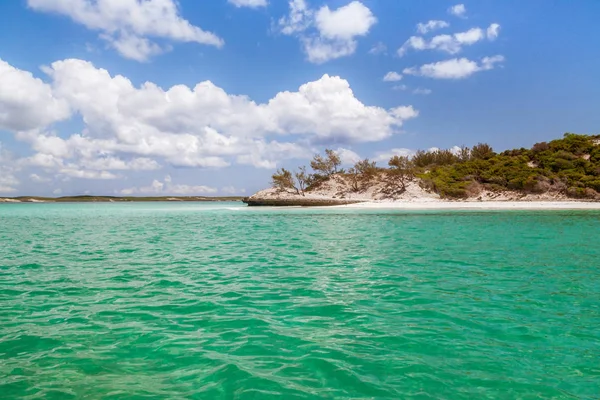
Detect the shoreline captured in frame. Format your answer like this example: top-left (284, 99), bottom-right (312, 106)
top-left (327, 200), bottom-right (600, 210)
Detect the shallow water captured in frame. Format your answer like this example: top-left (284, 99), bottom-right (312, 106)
top-left (1, 203), bottom-right (599, 399)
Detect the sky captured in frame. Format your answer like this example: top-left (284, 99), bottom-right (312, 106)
top-left (0, 0), bottom-right (599, 197)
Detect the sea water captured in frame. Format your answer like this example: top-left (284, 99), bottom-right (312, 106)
top-left (1, 202), bottom-right (599, 399)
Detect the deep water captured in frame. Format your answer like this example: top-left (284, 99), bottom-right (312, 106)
top-left (1, 203), bottom-right (599, 399)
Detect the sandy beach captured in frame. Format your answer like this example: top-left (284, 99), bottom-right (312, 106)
top-left (329, 200), bottom-right (600, 210)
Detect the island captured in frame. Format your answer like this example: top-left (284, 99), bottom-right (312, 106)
top-left (244, 133), bottom-right (600, 208)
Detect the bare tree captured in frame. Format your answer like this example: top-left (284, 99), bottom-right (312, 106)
top-left (271, 168), bottom-right (297, 193)
top-left (325, 149), bottom-right (341, 174)
top-left (348, 158), bottom-right (378, 192)
top-left (386, 155), bottom-right (414, 194)
top-left (294, 166), bottom-right (308, 196)
top-left (310, 149), bottom-right (341, 177)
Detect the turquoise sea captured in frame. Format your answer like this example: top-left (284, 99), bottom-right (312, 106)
top-left (1, 202), bottom-right (599, 399)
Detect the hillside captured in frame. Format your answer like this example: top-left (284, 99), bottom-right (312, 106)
top-left (246, 133), bottom-right (600, 205)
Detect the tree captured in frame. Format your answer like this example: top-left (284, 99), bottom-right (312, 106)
top-left (348, 158), bottom-right (378, 192)
top-left (325, 149), bottom-right (341, 174)
top-left (457, 146), bottom-right (471, 162)
top-left (386, 155), bottom-right (414, 194)
top-left (294, 166), bottom-right (308, 196)
top-left (271, 168), bottom-right (297, 193)
top-left (471, 143), bottom-right (495, 160)
top-left (310, 149), bottom-right (341, 177)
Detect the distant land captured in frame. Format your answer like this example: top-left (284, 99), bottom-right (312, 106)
top-left (245, 133), bottom-right (600, 207)
top-left (0, 196), bottom-right (245, 203)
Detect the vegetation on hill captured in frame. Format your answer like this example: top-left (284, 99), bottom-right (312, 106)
top-left (271, 133), bottom-right (600, 200)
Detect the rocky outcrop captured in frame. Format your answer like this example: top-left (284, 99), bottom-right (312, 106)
top-left (242, 197), bottom-right (364, 207)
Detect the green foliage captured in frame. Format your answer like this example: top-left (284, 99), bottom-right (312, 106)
top-left (273, 134), bottom-right (600, 200)
top-left (471, 143), bottom-right (495, 160)
top-left (347, 159), bottom-right (378, 192)
top-left (310, 149), bottom-right (341, 177)
top-left (413, 149), bottom-right (459, 167)
top-left (385, 155), bottom-right (414, 194)
top-left (422, 133), bottom-right (600, 199)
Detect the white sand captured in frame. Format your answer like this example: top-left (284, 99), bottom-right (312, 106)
top-left (330, 201), bottom-right (600, 210)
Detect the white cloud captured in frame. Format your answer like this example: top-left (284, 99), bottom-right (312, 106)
top-left (487, 23), bottom-right (501, 40)
top-left (393, 84), bottom-right (408, 91)
top-left (53, 188), bottom-right (62, 195)
top-left (390, 106), bottom-right (419, 120)
top-left (449, 145), bottom-right (462, 155)
top-left (375, 148), bottom-right (415, 162)
top-left (417, 20), bottom-right (449, 34)
top-left (413, 88), bottom-right (432, 95)
top-left (368, 42), bottom-right (387, 55)
top-left (335, 147), bottom-right (362, 165)
top-left (1, 58), bottom-right (417, 184)
top-left (278, 0), bottom-right (312, 35)
top-left (403, 56), bottom-right (504, 79)
top-left (398, 24), bottom-right (499, 56)
top-left (30, 173), bottom-right (51, 183)
top-left (448, 4), bottom-right (466, 17)
top-left (0, 143), bottom-right (20, 193)
top-left (383, 71), bottom-right (402, 82)
top-left (121, 175), bottom-right (217, 195)
top-left (0, 59), bottom-right (70, 132)
top-left (0, 169), bottom-right (19, 193)
top-left (279, 0), bottom-right (377, 63)
top-left (315, 1), bottom-right (376, 40)
top-left (228, 0), bottom-right (267, 8)
top-left (301, 37), bottom-right (357, 64)
top-left (58, 168), bottom-right (119, 180)
top-left (83, 157), bottom-right (161, 171)
top-left (221, 186), bottom-right (245, 194)
top-left (0, 185), bottom-right (17, 194)
top-left (27, 0), bottom-right (224, 61)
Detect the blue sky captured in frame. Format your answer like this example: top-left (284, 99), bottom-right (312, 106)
top-left (0, 0), bottom-right (599, 196)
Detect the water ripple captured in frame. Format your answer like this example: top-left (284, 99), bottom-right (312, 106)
top-left (1, 203), bottom-right (600, 398)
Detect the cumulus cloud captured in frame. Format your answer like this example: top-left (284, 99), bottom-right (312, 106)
top-left (375, 148), bottom-right (415, 162)
top-left (403, 56), bottom-right (504, 79)
top-left (120, 175), bottom-right (217, 195)
top-left (0, 143), bottom-right (20, 193)
top-left (0, 59), bottom-right (70, 132)
top-left (278, 0), bottom-right (377, 63)
top-left (398, 24), bottom-right (500, 56)
top-left (390, 106), bottom-right (419, 120)
top-left (0, 58), bottom-right (417, 186)
top-left (383, 71), bottom-right (402, 82)
top-left (335, 147), bottom-right (362, 165)
top-left (315, 2), bottom-right (376, 39)
top-left (228, 0), bottom-right (267, 8)
top-left (27, 0), bottom-right (224, 61)
top-left (416, 20), bottom-right (449, 34)
top-left (448, 4), bottom-right (466, 17)
top-left (0, 167), bottom-right (19, 193)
